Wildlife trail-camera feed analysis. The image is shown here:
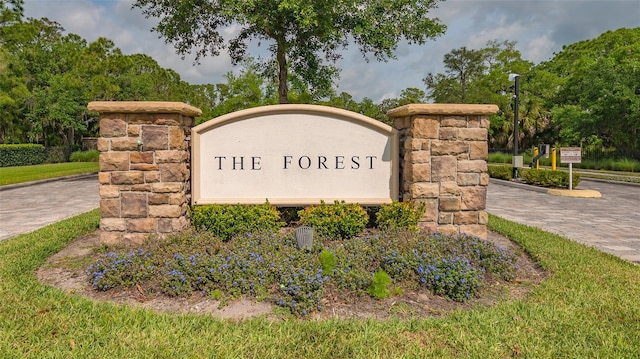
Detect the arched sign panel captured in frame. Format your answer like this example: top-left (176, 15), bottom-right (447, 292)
top-left (192, 104), bottom-right (399, 206)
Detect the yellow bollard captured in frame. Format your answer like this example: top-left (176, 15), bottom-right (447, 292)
top-left (551, 147), bottom-right (557, 170)
top-left (533, 147), bottom-right (539, 169)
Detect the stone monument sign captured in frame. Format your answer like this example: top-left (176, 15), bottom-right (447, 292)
top-left (90, 101), bottom-right (497, 243)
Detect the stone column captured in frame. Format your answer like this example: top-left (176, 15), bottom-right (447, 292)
top-left (388, 104), bottom-right (498, 239)
top-left (87, 101), bottom-right (202, 245)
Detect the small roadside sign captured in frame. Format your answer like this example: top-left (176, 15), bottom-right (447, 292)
top-left (560, 147), bottom-right (581, 163)
top-left (560, 147), bottom-right (581, 190)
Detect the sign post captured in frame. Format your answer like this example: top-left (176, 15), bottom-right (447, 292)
top-left (509, 73), bottom-right (520, 179)
top-left (560, 147), bottom-right (582, 190)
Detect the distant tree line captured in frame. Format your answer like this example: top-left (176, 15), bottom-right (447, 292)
top-left (1, 1), bottom-right (638, 158)
top-left (424, 31), bottom-right (640, 156)
top-left (0, 2), bottom-right (193, 149)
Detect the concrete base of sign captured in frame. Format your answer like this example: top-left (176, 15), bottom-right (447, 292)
top-left (547, 188), bottom-right (602, 198)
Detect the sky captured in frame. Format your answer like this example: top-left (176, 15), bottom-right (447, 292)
top-left (22, 0), bottom-right (640, 102)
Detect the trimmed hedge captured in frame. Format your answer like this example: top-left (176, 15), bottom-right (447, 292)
top-left (298, 200), bottom-right (369, 240)
top-left (488, 165), bottom-right (581, 188)
top-left (488, 165), bottom-right (512, 180)
top-left (0, 144), bottom-right (47, 167)
top-left (191, 202), bottom-right (284, 241)
top-left (519, 168), bottom-right (581, 188)
top-left (376, 201), bottom-right (426, 232)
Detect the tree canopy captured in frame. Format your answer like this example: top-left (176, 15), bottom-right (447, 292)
top-left (422, 29), bottom-right (640, 156)
top-left (0, 11), bottom-right (194, 150)
top-left (540, 28), bottom-right (640, 154)
top-left (133, 0), bottom-right (446, 104)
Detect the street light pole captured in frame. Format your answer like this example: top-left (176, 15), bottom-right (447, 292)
top-left (509, 73), bottom-right (520, 179)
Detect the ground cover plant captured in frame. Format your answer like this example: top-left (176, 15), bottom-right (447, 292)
top-left (3, 211), bottom-right (639, 357)
top-left (86, 228), bottom-right (518, 316)
top-left (88, 201), bottom-right (513, 316)
top-left (0, 162), bottom-right (99, 186)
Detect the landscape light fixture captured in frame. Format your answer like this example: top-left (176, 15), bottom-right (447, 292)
top-left (509, 73), bottom-right (520, 178)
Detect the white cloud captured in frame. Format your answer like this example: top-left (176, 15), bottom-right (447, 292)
top-left (524, 35), bottom-right (555, 64)
top-left (60, 3), bottom-right (102, 36)
top-left (24, 0), bottom-right (100, 37)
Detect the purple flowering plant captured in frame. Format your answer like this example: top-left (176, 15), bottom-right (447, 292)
top-left (87, 208), bottom-right (518, 316)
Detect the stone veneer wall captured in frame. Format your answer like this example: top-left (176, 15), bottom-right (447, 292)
top-left (388, 104), bottom-right (498, 239)
top-left (88, 101), bottom-right (497, 244)
top-left (87, 101), bottom-right (202, 245)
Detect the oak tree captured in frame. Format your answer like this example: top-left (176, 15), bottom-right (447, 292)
top-left (542, 28), bottom-right (640, 154)
top-left (133, 0), bottom-right (446, 104)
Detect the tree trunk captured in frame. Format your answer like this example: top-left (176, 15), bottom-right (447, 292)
top-left (276, 40), bottom-right (288, 104)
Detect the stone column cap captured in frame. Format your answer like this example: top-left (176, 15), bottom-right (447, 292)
top-left (88, 101), bottom-right (202, 117)
top-left (387, 104), bottom-right (499, 118)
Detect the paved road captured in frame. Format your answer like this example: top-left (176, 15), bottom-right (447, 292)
top-left (0, 175), bottom-right (99, 241)
top-left (487, 179), bottom-right (640, 263)
top-left (0, 174), bottom-right (638, 264)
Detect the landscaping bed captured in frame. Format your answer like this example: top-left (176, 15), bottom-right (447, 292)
top-left (37, 229), bottom-right (546, 320)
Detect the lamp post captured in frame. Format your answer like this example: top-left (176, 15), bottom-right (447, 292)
top-left (509, 73), bottom-right (520, 178)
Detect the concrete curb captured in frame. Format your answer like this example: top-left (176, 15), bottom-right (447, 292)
top-left (547, 188), bottom-right (602, 198)
top-left (0, 172), bottom-right (98, 192)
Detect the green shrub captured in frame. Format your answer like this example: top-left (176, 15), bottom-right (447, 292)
top-left (575, 159), bottom-right (598, 170)
top-left (613, 158), bottom-right (640, 172)
top-left (298, 200), bottom-right (368, 240)
top-left (70, 149), bottom-right (99, 162)
top-left (487, 152), bottom-right (511, 164)
top-left (319, 249), bottom-right (336, 273)
top-left (519, 169), bottom-right (581, 188)
top-left (376, 201), bottom-right (426, 231)
top-left (538, 157), bottom-right (552, 167)
top-left (0, 144), bottom-right (46, 167)
top-left (569, 158), bottom-right (639, 172)
top-left (603, 159), bottom-right (617, 171)
top-left (191, 202), bottom-right (284, 241)
top-left (368, 270), bottom-right (392, 300)
top-left (488, 165), bottom-right (512, 180)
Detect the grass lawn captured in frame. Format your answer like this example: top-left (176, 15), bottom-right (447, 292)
top-left (0, 162), bottom-right (99, 186)
top-left (0, 210), bottom-right (638, 358)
